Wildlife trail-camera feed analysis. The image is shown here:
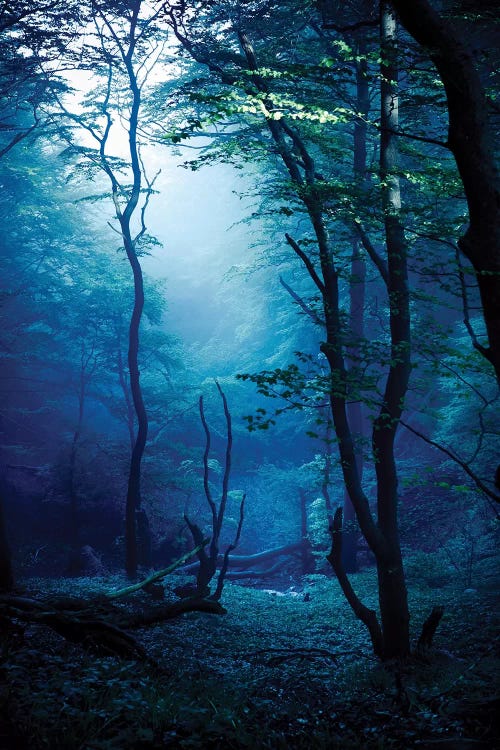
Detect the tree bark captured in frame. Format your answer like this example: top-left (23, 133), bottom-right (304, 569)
top-left (115, 320), bottom-right (135, 451)
top-left (373, 2), bottom-right (411, 658)
top-left (389, 0), bottom-right (500, 382)
top-left (67, 342), bottom-right (95, 575)
top-left (327, 508), bottom-right (384, 657)
top-left (417, 605), bottom-right (444, 650)
top-left (112, 6), bottom-right (149, 580)
top-left (123, 232), bottom-right (148, 579)
top-left (343, 37), bottom-right (369, 574)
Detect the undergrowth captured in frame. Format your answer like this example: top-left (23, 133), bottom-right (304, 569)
top-left (0, 561), bottom-right (498, 749)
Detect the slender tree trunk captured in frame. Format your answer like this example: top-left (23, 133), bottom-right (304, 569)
top-left (119, 11), bottom-right (149, 580)
top-left (67, 363), bottom-right (86, 575)
top-left (373, 2), bottom-right (411, 657)
top-left (123, 228), bottom-right (148, 578)
top-left (389, 0), bottom-right (500, 382)
top-left (343, 41), bottom-right (369, 573)
top-left (321, 415), bottom-right (334, 528)
top-left (116, 321), bottom-right (135, 452)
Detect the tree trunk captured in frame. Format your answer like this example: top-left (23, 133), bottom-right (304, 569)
top-left (299, 489), bottom-right (315, 574)
top-left (174, 17), bottom-right (409, 660)
top-left (123, 225), bottom-right (148, 579)
top-left (236, 24), bottom-right (404, 657)
top-left (116, 320), bottom-right (135, 452)
top-left (67, 354), bottom-right (87, 575)
top-left (343, 39), bottom-right (369, 573)
top-left (177, 541), bottom-right (305, 574)
top-left (117, 11), bottom-right (149, 580)
top-left (389, 0), bottom-right (500, 382)
top-left (373, 2), bottom-right (411, 658)
top-left (327, 508), bottom-right (384, 657)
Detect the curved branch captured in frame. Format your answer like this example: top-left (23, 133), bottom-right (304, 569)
top-left (198, 395), bottom-right (217, 533)
top-left (214, 379), bottom-right (232, 537)
top-left (285, 234), bottom-right (326, 296)
top-left (326, 508), bottom-right (384, 658)
top-left (400, 419), bottom-right (500, 512)
top-left (354, 222), bottom-right (388, 285)
top-left (279, 275), bottom-right (324, 326)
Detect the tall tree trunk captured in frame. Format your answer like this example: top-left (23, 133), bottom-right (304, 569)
top-left (67, 363), bottom-right (85, 575)
top-left (343, 39), bottom-right (369, 573)
top-left (236, 24), bottom-right (408, 657)
top-left (116, 321), bottom-right (135, 452)
top-left (373, 2), bottom-right (411, 657)
top-left (123, 228), bottom-right (148, 579)
top-left (389, 0), bottom-right (500, 383)
top-left (118, 7), bottom-right (149, 580)
top-left (67, 342), bottom-right (96, 575)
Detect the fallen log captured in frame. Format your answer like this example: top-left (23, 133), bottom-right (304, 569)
top-left (36, 611), bottom-right (147, 659)
top-left (223, 561), bottom-right (288, 580)
top-left (0, 591), bottom-right (226, 659)
top-left (124, 597), bottom-right (226, 627)
top-left (105, 542), bottom-right (208, 599)
top-left (177, 541), bottom-right (303, 574)
top-left (0, 595), bottom-right (145, 659)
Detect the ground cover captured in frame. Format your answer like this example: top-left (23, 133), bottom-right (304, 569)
top-left (0, 563), bottom-right (498, 749)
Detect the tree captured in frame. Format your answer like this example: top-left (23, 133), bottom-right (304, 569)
top-left (160, 0), bottom-right (500, 658)
top-left (0, 72), bottom-right (178, 581)
top-left (163, 0), bottom-right (412, 657)
top-left (0, 2), bottom-right (83, 584)
top-left (48, 0), bottom-right (169, 578)
top-left (184, 381), bottom-right (245, 600)
top-left (380, 0), bottom-right (499, 382)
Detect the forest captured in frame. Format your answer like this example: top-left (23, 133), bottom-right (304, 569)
top-left (0, 0), bottom-right (498, 748)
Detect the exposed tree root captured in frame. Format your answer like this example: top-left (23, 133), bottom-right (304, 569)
top-left (248, 646), bottom-right (359, 666)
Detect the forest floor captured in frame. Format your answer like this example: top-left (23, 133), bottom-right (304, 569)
top-left (0, 561), bottom-right (498, 750)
